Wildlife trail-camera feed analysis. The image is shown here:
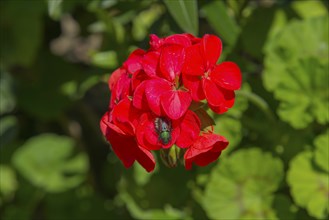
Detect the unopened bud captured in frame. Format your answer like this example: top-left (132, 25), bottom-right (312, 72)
top-left (160, 145), bottom-right (181, 168)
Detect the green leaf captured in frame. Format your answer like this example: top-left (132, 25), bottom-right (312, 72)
top-left (0, 165), bottom-right (18, 204)
top-left (292, 0), bottom-right (328, 19)
top-left (13, 134), bottom-right (89, 193)
top-left (194, 108), bottom-right (215, 130)
top-left (47, 0), bottom-right (63, 20)
top-left (0, 1), bottom-right (44, 67)
top-left (202, 1), bottom-right (240, 46)
top-left (164, 0), bottom-right (198, 35)
top-left (227, 0), bottom-right (248, 15)
top-left (272, 195), bottom-right (297, 220)
top-left (287, 151), bottom-right (329, 219)
top-left (118, 178), bottom-right (185, 220)
top-left (132, 5), bottom-right (164, 41)
top-left (16, 52), bottom-right (92, 119)
top-left (133, 162), bottom-right (156, 186)
top-left (213, 116), bottom-right (241, 152)
top-left (314, 130), bottom-right (329, 173)
top-left (90, 51), bottom-right (118, 69)
top-left (263, 16), bottom-right (329, 128)
top-left (202, 148), bottom-right (284, 219)
top-left (240, 7), bottom-right (278, 59)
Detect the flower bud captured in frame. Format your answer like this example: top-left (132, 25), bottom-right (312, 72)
top-left (160, 145), bottom-right (181, 168)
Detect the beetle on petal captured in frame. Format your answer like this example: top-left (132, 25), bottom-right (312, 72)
top-left (154, 117), bottom-right (172, 145)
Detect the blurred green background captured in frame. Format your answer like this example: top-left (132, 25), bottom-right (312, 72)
top-left (0, 0), bottom-right (328, 219)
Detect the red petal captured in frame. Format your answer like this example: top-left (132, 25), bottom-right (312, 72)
top-left (193, 151), bottom-right (223, 167)
top-left (208, 89), bottom-right (235, 114)
top-left (160, 45), bottom-right (185, 81)
top-left (136, 113), bottom-right (161, 150)
top-left (191, 133), bottom-right (228, 152)
top-left (161, 90), bottom-right (192, 120)
top-left (183, 33), bottom-right (201, 44)
top-left (144, 121), bottom-right (162, 149)
top-left (100, 111), bottom-right (110, 137)
top-left (176, 110), bottom-right (201, 148)
top-left (108, 67), bottom-right (126, 91)
top-left (145, 79), bottom-right (171, 116)
top-left (136, 146), bottom-right (156, 172)
top-left (112, 98), bottom-right (137, 135)
top-left (133, 81), bottom-right (149, 111)
top-left (208, 99), bottom-right (235, 114)
top-left (107, 125), bottom-right (136, 168)
top-left (203, 78), bottom-right (225, 106)
top-left (201, 34), bottom-right (222, 70)
top-left (142, 51), bottom-right (160, 77)
top-left (108, 123), bottom-right (156, 172)
top-left (131, 70), bottom-right (149, 91)
top-left (182, 74), bottom-right (205, 101)
top-left (211, 62), bottom-right (242, 90)
top-left (110, 71), bottom-right (131, 109)
top-left (124, 49), bottom-right (145, 74)
top-left (184, 133), bottom-right (228, 170)
top-left (149, 34), bottom-right (164, 50)
top-left (182, 44), bottom-right (204, 76)
top-left (164, 34), bottom-right (191, 47)
top-left (193, 134), bottom-right (228, 167)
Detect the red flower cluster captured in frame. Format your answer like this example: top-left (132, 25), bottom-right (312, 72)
top-left (100, 33), bottom-right (241, 172)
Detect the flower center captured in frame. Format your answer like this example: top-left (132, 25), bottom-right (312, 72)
top-left (204, 70), bottom-right (211, 79)
top-left (174, 76), bottom-right (180, 89)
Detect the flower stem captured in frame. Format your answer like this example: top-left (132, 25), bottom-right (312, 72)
top-left (236, 90), bottom-right (276, 122)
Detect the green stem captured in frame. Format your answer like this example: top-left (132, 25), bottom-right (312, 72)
top-left (236, 90), bottom-right (276, 122)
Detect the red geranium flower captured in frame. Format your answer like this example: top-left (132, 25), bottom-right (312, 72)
top-left (136, 110), bottom-right (200, 150)
top-left (133, 44), bottom-right (192, 120)
top-left (184, 131), bottom-right (228, 170)
top-left (100, 98), bottom-right (155, 172)
top-left (100, 33), bottom-right (240, 171)
top-left (182, 34), bottom-right (242, 114)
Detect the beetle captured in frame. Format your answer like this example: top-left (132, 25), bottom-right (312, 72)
top-left (154, 117), bottom-right (172, 145)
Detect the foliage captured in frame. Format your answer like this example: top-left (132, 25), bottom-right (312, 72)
top-left (201, 148), bottom-right (284, 219)
top-left (0, 0), bottom-right (328, 220)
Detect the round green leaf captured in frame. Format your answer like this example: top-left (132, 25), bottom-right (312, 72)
top-left (287, 151), bottom-right (329, 219)
top-left (202, 148), bottom-right (284, 219)
top-left (263, 16), bottom-right (329, 128)
top-left (314, 130), bottom-right (329, 173)
top-left (12, 134), bottom-right (89, 193)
